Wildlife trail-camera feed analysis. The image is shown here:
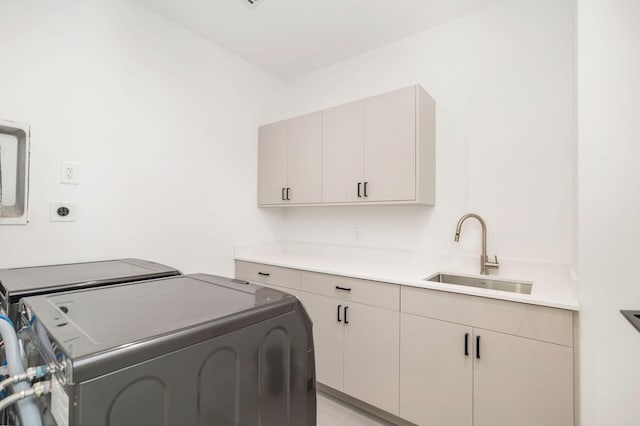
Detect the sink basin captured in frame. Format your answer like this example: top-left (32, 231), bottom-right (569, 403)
top-left (425, 273), bottom-right (533, 295)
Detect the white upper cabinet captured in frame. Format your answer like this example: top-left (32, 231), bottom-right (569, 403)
top-left (322, 100), bottom-right (364, 203)
top-left (258, 122), bottom-right (287, 205)
top-left (287, 112), bottom-right (322, 204)
top-left (257, 112), bottom-right (322, 205)
top-left (258, 84), bottom-right (436, 207)
top-left (363, 86), bottom-right (417, 202)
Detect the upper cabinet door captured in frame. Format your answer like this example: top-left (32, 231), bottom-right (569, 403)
top-left (258, 122), bottom-right (288, 205)
top-left (257, 84), bottom-right (435, 207)
top-left (286, 112), bottom-right (322, 204)
top-left (322, 101), bottom-right (364, 203)
top-left (363, 86), bottom-right (416, 202)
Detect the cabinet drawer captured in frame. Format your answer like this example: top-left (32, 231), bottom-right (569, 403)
top-left (402, 286), bottom-right (573, 347)
top-left (255, 282), bottom-right (302, 300)
top-left (301, 271), bottom-right (399, 311)
top-left (235, 261), bottom-right (301, 290)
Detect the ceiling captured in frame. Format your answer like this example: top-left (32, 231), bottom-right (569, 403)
top-left (135, 0), bottom-right (502, 80)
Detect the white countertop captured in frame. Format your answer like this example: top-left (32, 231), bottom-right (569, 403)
top-left (234, 243), bottom-right (580, 311)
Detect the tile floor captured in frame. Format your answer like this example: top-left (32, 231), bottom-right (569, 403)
top-left (317, 391), bottom-right (395, 426)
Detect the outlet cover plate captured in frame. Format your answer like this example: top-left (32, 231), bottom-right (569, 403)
top-left (60, 162), bottom-right (79, 184)
top-left (50, 202), bottom-right (77, 222)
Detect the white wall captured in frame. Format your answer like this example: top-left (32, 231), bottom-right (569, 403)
top-left (0, 0), bottom-right (286, 275)
top-left (4, 1), bottom-right (633, 422)
top-left (280, 0), bottom-right (575, 266)
top-left (578, 0), bottom-right (640, 424)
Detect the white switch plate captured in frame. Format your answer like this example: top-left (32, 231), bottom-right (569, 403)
top-left (60, 162), bottom-right (79, 184)
top-left (50, 202), bottom-right (77, 222)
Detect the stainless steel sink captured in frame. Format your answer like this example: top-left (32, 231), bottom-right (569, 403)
top-left (425, 273), bottom-right (533, 295)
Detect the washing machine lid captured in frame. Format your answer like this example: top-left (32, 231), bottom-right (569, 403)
top-left (22, 274), bottom-right (295, 380)
top-left (0, 258), bottom-right (181, 303)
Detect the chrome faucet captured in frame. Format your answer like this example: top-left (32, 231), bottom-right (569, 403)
top-left (454, 213), bottom-right (499, 275)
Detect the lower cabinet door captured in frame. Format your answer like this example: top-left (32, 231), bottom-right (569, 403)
top-left (297, 292), bottom-right (345, 391)
top-left (473, 329), bottom-right (574, 426)
top-left (400, 313), bottom-right (473, 426)
top-left (343, 301), bottom-right (400, 415)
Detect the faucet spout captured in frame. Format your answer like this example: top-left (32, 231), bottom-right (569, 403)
top-left (454, 213), bottom-right (498, 275)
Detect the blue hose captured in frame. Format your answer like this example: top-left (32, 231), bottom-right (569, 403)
top-left (0, 318), bottom-right (10, 399)
top-left (0, 315), bottom-right (14, 329)
top-left (0, 315), bottom-right (42, 425)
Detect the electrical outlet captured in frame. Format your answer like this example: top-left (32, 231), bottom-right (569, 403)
top-left (50, 202), bottom-right (77, 222)
top-left (60, 162), bottom-right (79, 184)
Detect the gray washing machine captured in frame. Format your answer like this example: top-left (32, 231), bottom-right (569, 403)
top-left (0, 259), bottom-right (181, 324)
top-left (21, 273), bottom-right (316, 426)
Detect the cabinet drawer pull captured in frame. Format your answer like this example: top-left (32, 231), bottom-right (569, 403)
top-left (363, 181), bottom-right (368, 197)
top-left (281, 188), bottom-right (285, 201)
top-left (465, 333), bottom-right (469, 356)
top-left (476, 335), bottom-right (481, 359)
top-left (335, 286), bottom-right (352, 292)
top-left (357, 182), bottom-right (362, 198)
top-left (344, 306), bottom-right (349, 324)
top-left (337, 304), bottom-right (342, 322)
top-left (258, 272), bottom-right (270, 276)
top-left (286, 187), bottom-right (291, 200)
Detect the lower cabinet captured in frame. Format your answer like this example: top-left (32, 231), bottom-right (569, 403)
top-left (401, 314), bottom-right (574, 426)
top-left (235, 261), bottom-right (575, 426)
top-left (298, 292), bottom-right (400, 415)
top-left (473, 329), bottom-right (574, 426)
top-left (298, 292), bottom-right (344, 391)
top-left (343, 301), bottom-right (399, 415)
top-left (400, 313), bottom-right (473, 426)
